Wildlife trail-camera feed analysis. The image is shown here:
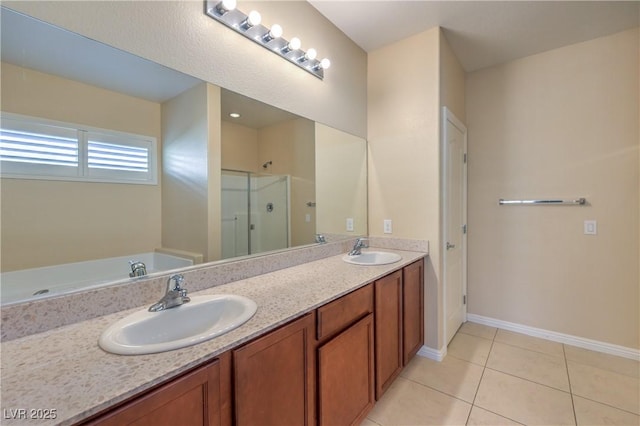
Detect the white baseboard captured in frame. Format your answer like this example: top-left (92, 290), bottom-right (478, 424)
top-left (417, 345), bottom-right (446, 362)
top-left (467, 313), bottom-right (640, 361)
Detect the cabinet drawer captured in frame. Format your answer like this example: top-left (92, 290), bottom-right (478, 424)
top-left (317, 284), bottom-right (373, 341)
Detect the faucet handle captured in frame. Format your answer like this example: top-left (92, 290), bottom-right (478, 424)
top-left (167, 274), bottom-right (185, 291)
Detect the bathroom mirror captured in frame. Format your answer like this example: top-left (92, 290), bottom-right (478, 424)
top-left (0, 7), bottom-right (367, 305)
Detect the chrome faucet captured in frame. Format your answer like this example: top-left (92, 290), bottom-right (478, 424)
top-left (148, 274), bottom-right (190, 312)
top-left (315, 234), bottom-right (327, 244)
top-left (129, 261), bottom-right (147, 278)
top-left (348, 238), bottom-right (369, 256)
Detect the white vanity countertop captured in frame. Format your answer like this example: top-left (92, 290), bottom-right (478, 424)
top-left (0, 249), bottom-right (426, 426)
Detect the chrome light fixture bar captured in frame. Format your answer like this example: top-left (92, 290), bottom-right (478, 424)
top-left (205, 0), bottom-right (330, 79)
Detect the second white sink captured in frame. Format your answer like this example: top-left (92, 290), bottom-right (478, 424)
top-left (99, 294), bottom-right (257, 355)
top-left (342, 251), bottom-right (402, 266)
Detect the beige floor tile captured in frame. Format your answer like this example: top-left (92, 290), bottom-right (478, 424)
top-left (487, 342), bottom-right (570, 391)
top-left (494, 329), bottom-right (565, 358)
top-left (360, 418), bottom-right (382, 426)
top-left (573, 396), bottom-right (640, 426)
top-left (447, 332), bottom-right (493, 366)
top-left (459, 322), bottom-right (498, 340)
top-left (466, 406), bottom-right (523, 425)
top-left (475, 368), bottom-right (575, 425)
top-left (568, 361), bottom-right (640, 415)
top-left (565, 345), bottom-right (640, 379)
top-left (400, 354), bottom-right (484, 403)
top-left (367, 377), bottom-right (471, 426)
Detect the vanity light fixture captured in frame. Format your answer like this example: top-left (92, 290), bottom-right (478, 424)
top-left (205, 0), bottom-right (329, 79)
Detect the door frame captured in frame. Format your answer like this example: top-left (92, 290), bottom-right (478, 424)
top-left (441, 106), bottom-right (468, 345)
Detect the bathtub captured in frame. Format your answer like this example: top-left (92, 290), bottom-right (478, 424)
top-left (0, 252), bottom-right (194, 305)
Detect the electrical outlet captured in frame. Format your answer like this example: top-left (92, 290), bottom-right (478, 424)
top-left (305, 214), bottom-right (311, 223)
top-left (346, 218), bottom-right (354, 232)
top-left (384, 219), bottom-right (393, 234)
top-left (584, 220), bottom-right (597, 235)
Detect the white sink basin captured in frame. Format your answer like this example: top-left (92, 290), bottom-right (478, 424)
top-left (342, 251), bottom-right (402, 266)
top-left (99, 294), bottom-right (257, 355)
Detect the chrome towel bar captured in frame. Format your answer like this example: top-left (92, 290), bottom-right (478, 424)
top-left (499, 198), bottom-right (587, 206)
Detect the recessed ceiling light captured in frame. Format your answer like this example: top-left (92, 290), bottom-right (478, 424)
top-left (229, 113), bottom-right (241, 118)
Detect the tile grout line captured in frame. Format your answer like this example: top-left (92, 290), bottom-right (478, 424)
top-left (464, 326), bottom-right (496, 425)
top-left (563, 343), bottom-right (579, 426)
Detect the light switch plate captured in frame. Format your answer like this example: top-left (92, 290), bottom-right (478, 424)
top-left (584, 220), bottom-right (597, 235)
top-left (346, 218), bottom-right (354, 232)
top-left (384, 219), bottom-right (392, 234)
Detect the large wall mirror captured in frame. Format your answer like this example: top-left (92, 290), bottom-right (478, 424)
top-left (0, 7), bottom-right (367, 306)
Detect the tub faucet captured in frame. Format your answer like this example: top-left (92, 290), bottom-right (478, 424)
top-left (129, 261), bottom-right (147, 278)
top-left (348, 238), bottom-right (369, 256)
top-left (148, 274), bottom-right (190, 312)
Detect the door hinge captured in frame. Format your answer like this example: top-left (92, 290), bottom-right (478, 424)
top-left (462, 224), bottom-right (467, 234)
top-left (463, 153), bottom-right (467, 163)
top-left (463, 295), bottom-right (466, 305)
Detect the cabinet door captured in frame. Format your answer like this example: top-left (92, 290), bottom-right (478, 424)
top-left (374, 269), bottom-right (403, 400)
top-left (403, 259), bottom-right (424, 364)
top-left (88, 354), bottom-right (231, 426)
top-left (234, 313), bottom-right (315, 426)
top-left (318, 314), bottom-right (375, 426)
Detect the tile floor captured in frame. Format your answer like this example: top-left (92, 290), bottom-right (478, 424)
top-left (362, 322), bottom-right (640, 425)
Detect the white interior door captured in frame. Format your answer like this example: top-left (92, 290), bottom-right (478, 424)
top-left (443, 108), bottom-right (468, 345)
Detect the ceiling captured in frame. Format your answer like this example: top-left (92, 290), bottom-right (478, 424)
top-left (309, 1), bottom-right (640, 72)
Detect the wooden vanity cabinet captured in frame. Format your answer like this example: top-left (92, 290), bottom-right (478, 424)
top-left (374, 259), bottom-right (425, 400)
top-left (233, 313), bottom-right (315, 426)
top-left (316, 284), bottom-right (375, 426)
top-left (374, 269), bottom-right (404, 399)
top-left (403, 259), bottom-right (424, 364)
top-left (85, 353), bottom-right (232, 426)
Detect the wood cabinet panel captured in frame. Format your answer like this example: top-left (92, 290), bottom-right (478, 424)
top-left (374, 270), bottom-right (403, 400)
top-left (233, 313), bottom-right (315, 426)
top-left (317, 284), bottom-right (373, 341)
top-left (87, 354), bottom-right (231, 426)
top-left (403, 259), bottom-right (424, 364)
top-left (318, 314), bottom-right (374, 426)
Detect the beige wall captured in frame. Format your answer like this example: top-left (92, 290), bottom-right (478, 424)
top-left (259, 118), bottom-right (316, 247)
top-left (466, 28), bottom-right (639, 349)
top-left (4, 1), bottom-right (367, 138)
top-left (315, 123), bottom-right (367, 236)
top-left (161, 82), bottom-right (221, 262)
top-left (1, 62), bottom-right (162, 271)
top-left (221, 121), bottom-right (259, 173)
top-left (368, 27), bottom-right (442, 349)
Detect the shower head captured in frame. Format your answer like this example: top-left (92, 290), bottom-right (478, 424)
top-left (262, 160), bottom-right (272, 169)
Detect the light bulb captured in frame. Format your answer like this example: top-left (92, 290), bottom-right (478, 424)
top-left (288, 37), bottom-right (301, 50)
top-left (216, 0), bottom-right (236, 14)
top-left (270, 24), bottom-right (283, 38)
top-left (320, 58), bottom-right (331, 69)
top-left (248, 10), bottom-right (261, 26)
top-left (263, 24), bottom-right (283, 42)
top-left (241, 10), bottom-right (261, 29)
top-left (305, 48), bottom-right (317, 61)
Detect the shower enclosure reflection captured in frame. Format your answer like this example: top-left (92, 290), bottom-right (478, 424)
top-left (221, 170), bottom-right (290, 259)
